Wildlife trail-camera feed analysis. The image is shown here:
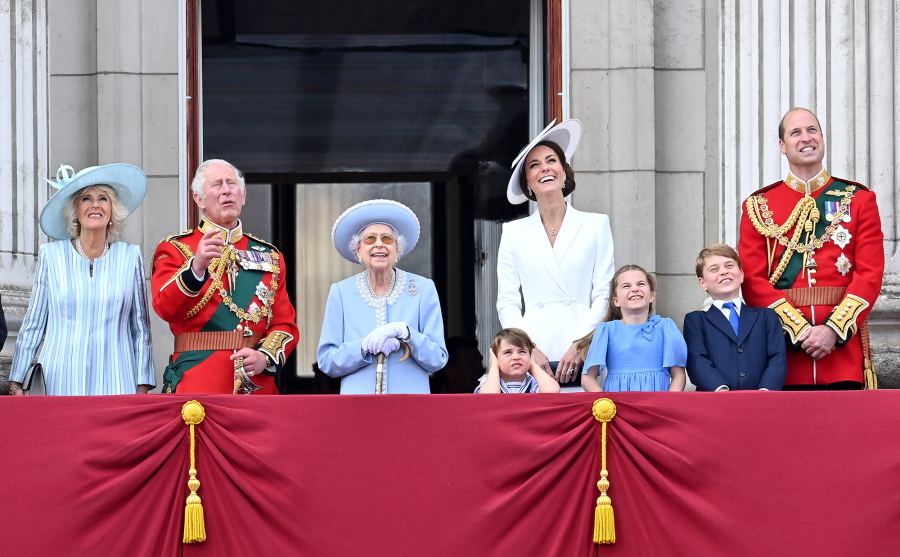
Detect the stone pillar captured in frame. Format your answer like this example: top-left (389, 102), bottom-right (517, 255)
top-left (569, 0), bottom-right (657, 279)
top-left (0, 0), bottom-right (182, 389)
top-left (569, 0), bottom-right (713, 323)
top-left (718, 0), bottom-right (900, 383)
top-left (0, 0), bottom-right (49, 382)
top-left (50, 0), bottom-right (181, 388)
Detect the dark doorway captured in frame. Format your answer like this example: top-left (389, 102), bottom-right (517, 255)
top-left (200, 0), bottom-right (532, 392)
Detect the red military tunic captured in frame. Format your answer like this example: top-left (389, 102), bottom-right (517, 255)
top-left (152, 220), bottom-right (299, 394)
top-left (738, 170), bottom-right (884, 387)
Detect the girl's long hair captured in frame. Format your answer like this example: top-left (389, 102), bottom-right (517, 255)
top-left (575, 264), bottom-right (658, 359)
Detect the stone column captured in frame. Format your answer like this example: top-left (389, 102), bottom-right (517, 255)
top-left (0, 0), bottom-right (49, 383)
top-left (51, 0), bottom-right (181, 387)
top-left (718, 0), bottom-right (900, 383)
top-left (569, 0), bottom-right (657, 279)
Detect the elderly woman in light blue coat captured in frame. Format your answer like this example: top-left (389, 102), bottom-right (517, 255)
top-left (317, 199), bottom-right (448, 393)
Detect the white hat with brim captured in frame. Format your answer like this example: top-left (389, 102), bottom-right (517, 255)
top-left (39, 163), bottom-right (148, 240)
top-left (506, 118), bottom-right (582, 205)
top-left (332, 199), bottom-right (421, 263)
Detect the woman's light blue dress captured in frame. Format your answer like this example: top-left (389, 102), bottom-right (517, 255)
top-left (583, 314), bottom-right (687, 392)
top-left (10, 241), bottom-right (156, 395)
top-left (317, 269), bottom-right (448, 394)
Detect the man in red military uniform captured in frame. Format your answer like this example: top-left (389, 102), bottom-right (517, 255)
top-left (152, 159), bottom-right (299, 394)
top-left (738, 108), bottom-right (884, 389)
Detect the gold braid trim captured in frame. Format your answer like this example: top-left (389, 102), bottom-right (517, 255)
top-left (185, 245), bottom-right (236, 319)
top-left (186, 246), bottom-right (281, 323)
top-left (825, 294), bottom-right (869, 342)
top-left (769, 298), bottom-right (811, 345)
top-left (259, 330), bottom-right (295, 366)
top-left (860, 320), bottom-right (878, 390)
top-left (169, 239), bottom-right (195, 260)
top-left (745, 185), bottom-right (857, 285)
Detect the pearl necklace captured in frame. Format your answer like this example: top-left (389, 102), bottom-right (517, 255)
top-left (366, 269), bottom-right (396, 299)
top-left (75, 238), bottom-right (110, 277)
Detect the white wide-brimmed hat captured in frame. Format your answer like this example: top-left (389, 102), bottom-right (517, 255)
top-left (506, 118), bottom-right (582, 205)
top-left (39, 163), bottom-right (148, 240)
top-left (332, 199), bottom-right (421, 263)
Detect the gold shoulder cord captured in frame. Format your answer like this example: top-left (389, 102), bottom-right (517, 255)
top-left (746, 185), bottom-right (856, 285)
top-left (186, 246), bottom-right (281, 322)
top-left (185, 245), bottom-right (235, 319)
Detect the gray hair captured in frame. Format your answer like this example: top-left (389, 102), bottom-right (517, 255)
top-left (63, 185), bottom-right (129, 241)
top-left (349, 226), bottom-right (407, 263)
top-left (190, 158), bottom-right (247, 197)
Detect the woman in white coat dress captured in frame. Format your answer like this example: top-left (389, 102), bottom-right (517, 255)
top-left (496, 119), bottom-right (615, 387)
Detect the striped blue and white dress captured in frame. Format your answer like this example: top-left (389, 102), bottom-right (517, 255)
top-left (10, 240), bottom-right (156, 395)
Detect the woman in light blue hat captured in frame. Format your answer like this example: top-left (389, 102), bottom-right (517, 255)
top-left (8, 164), bottom-right (156, 395)
top-left (317, 199), bottom-right (448, 394)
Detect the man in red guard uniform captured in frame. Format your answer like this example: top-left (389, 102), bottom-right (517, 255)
top-left (152, 159), bottom-right (299, 394)
top-left (738, 108), bottom-right (884, 389)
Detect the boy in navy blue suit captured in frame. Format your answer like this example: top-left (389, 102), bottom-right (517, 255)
top-left (684, 244), bottom-right (787, 391)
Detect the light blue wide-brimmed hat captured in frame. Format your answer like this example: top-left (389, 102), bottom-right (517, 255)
top-left (332, 199), bottom-right (421, 263)
top-left (506, 118), bottom-right (582, 205)
top-left (39, 163), bottom-right (148, 240)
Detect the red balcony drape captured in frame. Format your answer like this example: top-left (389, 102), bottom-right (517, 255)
top-left (4, 392), bottom-right (899, 556)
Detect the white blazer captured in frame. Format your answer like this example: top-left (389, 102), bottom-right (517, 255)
top-left (496, 206), bottom-right (615, 361)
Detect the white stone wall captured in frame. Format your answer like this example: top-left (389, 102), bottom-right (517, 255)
top-left (718, 0), bottom-right (900, 383)
top-left (6, 0), bottom-right (181, 388)
top-left (569, 0), bottom-right (711, 325)
top-left (3, 0), bottom-right (898, 387)
top-left (569, 0), bottom-right (900, 382)
top-left (0, 0), bottom-right (49, 375)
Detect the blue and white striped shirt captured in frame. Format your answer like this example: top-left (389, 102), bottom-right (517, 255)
top-left (475, 373), bottom-right (540, 393)
top-left (10, 240), bottom-right (156, 394)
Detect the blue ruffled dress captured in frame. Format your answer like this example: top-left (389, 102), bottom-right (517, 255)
top-left (583, 314), bottom-right (687, 392)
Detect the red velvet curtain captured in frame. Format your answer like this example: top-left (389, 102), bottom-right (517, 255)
top-left (4, 392), bottom-right (900, 556)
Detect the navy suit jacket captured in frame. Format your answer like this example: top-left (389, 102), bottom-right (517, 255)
top-left (683, 304), bottom-right (787, 391)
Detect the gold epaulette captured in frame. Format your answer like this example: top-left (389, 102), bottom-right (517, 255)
top-left (244, 232), bottom-right (279, 253)
top-left (158, 229), bottom-right (196, 260)
top-left (769, 298), bottom-right (811, 345)
top-left (258, 331), bottom-right (295, 367)
top-left (831, 177), bottom-right (871, 191)
top-left (161, 229), bottom-right (194, 243)
top-left (825, 294), bottom-right (869, 342)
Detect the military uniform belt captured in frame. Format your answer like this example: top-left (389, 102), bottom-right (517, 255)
top-left (174, 330), bottom-right (262, 352)
top-left (782, 286), bottom-right (846, 307)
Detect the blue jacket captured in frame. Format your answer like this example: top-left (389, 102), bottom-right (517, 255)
top-left (683, 304), bottom-right (787, 391)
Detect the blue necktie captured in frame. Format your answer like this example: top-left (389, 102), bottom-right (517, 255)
top-left (723, 301), bottom-right (740, 335)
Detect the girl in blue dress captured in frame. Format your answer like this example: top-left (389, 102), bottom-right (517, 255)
top-left (581, 265), bottom-right (687, 392)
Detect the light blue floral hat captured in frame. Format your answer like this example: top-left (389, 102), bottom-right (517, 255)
top-left (39, 163), bottom-right (148, 240)
top-left (331, 199), bottom-right (420, 263)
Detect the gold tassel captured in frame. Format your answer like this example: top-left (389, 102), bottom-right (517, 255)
top-left (860, 320), bottom-right (878, 390)
top-left (182, 400), bottom-right (207, 543)
top-left (592, 398), bottom-right (617, 544)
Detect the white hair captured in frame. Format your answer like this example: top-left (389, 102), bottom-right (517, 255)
top-left (190, 159), bottom-right (247, 197)
top-left (349, 225), bottom-right (407, 263)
